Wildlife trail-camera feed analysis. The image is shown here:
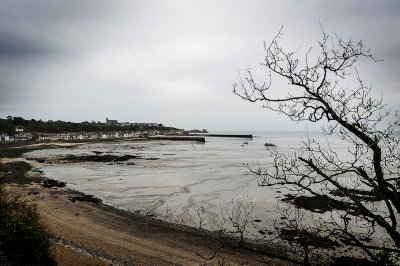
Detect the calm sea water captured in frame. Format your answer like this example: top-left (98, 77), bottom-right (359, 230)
top-left (24, 131), bottom-right (349, 233)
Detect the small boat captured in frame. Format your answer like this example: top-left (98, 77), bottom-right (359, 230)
top-left (243, 141), bottom-right (248, 145)
top-left (264, 143), bottom-right (276, 147)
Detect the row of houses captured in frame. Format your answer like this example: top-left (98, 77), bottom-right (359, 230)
top-left (1, 124), bottom-right (185, 142)
top-left (37, 131), bottom-right (142, 141)
top-left (1, 133), bottom-right (32, 142)
top-left (0, 130), bottom-right (163, 142)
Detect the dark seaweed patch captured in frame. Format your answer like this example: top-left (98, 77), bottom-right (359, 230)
top-left (0, 161), bottom-right (33, 184)
top-left (70, 194), bottom-right (101, 204)
top-left (42, 179), bottom-right (66, 188)
top-left (62, 154), bottom-right (141, 162)
top-left (282, 194), bottom-right (348, 213)
top-left (35, 154), bottom-right (142, 164)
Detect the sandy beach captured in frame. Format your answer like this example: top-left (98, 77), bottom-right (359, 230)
top-left (0, 143), bottom-right (289, 265)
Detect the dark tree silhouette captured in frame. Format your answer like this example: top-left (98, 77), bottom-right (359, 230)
top-left (234, 28), bottom-right (400, 262)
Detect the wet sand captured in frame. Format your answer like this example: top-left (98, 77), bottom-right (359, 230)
top-left (0, 144), bottom-right (289, 265)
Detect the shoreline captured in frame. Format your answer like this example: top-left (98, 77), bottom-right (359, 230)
top-left (0, 141), bottom-right (291, 265)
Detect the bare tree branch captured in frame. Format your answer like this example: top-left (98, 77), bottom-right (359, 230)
top-left (235, 27), bottom-right (400, 263)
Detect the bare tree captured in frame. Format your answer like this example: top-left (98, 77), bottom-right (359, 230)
top-left (220, 198), bottom-right (254, 247)
top-left (233, 27), bottom-right (400, 262)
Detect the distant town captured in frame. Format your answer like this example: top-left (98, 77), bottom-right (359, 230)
top-left (0, 116), bottom-right (208, 142)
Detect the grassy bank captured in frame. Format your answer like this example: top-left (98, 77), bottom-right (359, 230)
top-left (0, 161), bottom-right (54, 265)
top-left (0, 212), bottom-right (54, 265)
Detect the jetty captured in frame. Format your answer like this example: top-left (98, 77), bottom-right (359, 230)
top-left (191, 134), bottom-right (253, 139)
top-left (147, 135), bottom-right (205, 142)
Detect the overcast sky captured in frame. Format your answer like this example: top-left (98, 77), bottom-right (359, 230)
top-left (1, 0), bottom-right (399, 131)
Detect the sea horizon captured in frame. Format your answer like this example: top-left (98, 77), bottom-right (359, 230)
top-left (209, 130), bottom-right (325, 136)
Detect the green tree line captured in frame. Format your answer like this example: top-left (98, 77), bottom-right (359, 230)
top-left (0, 117), bottom-right (172, 135)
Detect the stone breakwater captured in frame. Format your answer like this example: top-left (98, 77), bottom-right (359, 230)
top-left (191, 134), bottom-right (253, 139)
top-left (147, 135), bottom-right (206, 142)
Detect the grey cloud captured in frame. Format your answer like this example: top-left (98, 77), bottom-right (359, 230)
top-left (0, 0), bottom-right (399, 130)
top-left (0, 30), bottom-right (56, 60)
top-left (0, 0), bottom-right (126, 60)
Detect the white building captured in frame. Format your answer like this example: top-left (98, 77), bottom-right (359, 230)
top-left (15, 126), bottom-right (24, 132)
top-left (0, 133), bottom-right (10, 142)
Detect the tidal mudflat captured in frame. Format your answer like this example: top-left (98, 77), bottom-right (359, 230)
top-left (23, 133), bottom-right (348, 238)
